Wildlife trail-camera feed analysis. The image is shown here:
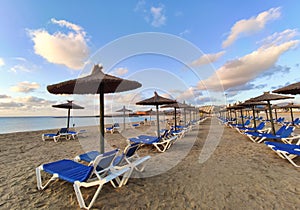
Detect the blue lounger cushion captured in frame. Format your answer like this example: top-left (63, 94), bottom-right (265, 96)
top-left (78, 151), bottom-right (100, 163)
top-left (43, 159), bottom-right (93, 183)
top-left (265, 141), bottom-right (300, 151)
top-left (129, 136), bottom-right (159, 144)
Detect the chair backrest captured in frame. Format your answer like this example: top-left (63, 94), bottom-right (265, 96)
top-left (280, 126), bottom-right (294, 138)
top-left (92, 149), bottom-right (119, 172)
top-left (113, 123), bottom-right (120, 128)
top-left (244, 120), bottom-right (251, 126)
top-left (112, 143), bottom-right (140, 166)
top-left (275, 125), bottom-right (287, 135)
top-left (58, 127), bottom-right (69, 134)
top-left (124, 143), bottom-right (140, 158)
top-left (256, 122), bottom-right (265, 130)
top-left (160, 129), bottom-right (169, 139)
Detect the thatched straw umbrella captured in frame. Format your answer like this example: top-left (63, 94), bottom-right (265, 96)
top-left (136, 91), bottom-right (176, 137)
top-left (241, 100), bottom-right (267, 131)
top-left (115, 105), bottom-right (132, 130)
top-left (281, 103), bottom-right (300, 125)
top-left (47, 64), bottom-right (142, 153)
top-left (52, 100), bottom-right (84, 130)
top-left (161, 102), bottom-right (187, 131)
top-left (249, 91), bottom-right (294, 135)
top-left (273, 82), bottom-right (300, 95)
top-left (227, 104), bottom-right (244, 125)
top-left (272, 104), bottom-right (280, 121)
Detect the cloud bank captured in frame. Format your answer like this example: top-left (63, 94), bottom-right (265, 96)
top-left (11, 81), bottom-right (40, 93)
top-left (191, 51), bottom-right (226, 66)
top-left (199, 39), bottom-right (298, 91)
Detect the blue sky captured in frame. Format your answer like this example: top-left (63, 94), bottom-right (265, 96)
top-left (0, 0), bottom-right (299, 116)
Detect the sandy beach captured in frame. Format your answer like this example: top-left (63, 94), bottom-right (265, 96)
top-left (1, 115), bottom-right (300, 209)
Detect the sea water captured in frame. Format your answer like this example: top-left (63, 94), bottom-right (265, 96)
top-left (0, 116), bottom-right (151, 134)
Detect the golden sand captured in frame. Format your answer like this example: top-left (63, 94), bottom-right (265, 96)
top-left (1, 117), bottom-right (300, 209)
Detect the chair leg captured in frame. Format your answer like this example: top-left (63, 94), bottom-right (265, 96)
top-left (73, 182), bottom-right (104, 210)
top-left (36, 166), bottom-right (58, 190)
top-left (281, 152), bottom-right (300, 167)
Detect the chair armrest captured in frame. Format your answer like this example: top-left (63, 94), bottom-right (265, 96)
top-left (260, 128), bottom-right (271, 133)
top-left (281, 135), bottom-right (300, 145)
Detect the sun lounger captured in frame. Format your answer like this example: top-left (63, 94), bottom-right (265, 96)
top-left (229, 119), bottom-right (251, 129)
top-left (283, 118), bottom-right (300, 126)
top-left (264, 141), bottom-right (300, 167)
top-left (42, 128), bottom-right (76, 142)
top-left (131, 123), bottom-right (140, 128)
top-left (236, 122), bottom-right (267, 134)
top-left (105, 123), bottom-right (120, 134)
top-left (36, 149), bottom-right (131, 209)
top-left (128, 130), bottom-right (178, 152)
top-left (245, 126), bottom-right (294, 143)
top-left (75, 143), bottom-right (150, 173)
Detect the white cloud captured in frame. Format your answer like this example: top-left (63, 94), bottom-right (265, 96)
top-left (10, 64), bottom-right (32, 73)
top-left (51, 18), bottom-right (84, 34)
top-left (0, 95), bottom-right (57, 115)
top-left (0, 94), bottom-right (10, 99)
top-left (179, 29), bottom-right (190, 37)
top-left (222, 7), bottom-right (281, 48)
top-left (134, 1), bottom-right (166, 27)
top-left (0, 102), bottom-right (24, 108)
top-left (0, 58), bottom-right (4, 67)
top-left (16, 96), bottom-right (47, 103)
top-left (150, 6), bottom-right (166, 27)
top-left (28, 19), bottom-right (89, 70)
top-left (11, 81), bottom-right (40, 93)
top-left (176, 87), bottom-right (198, 101)
top-left (257, 29), bottom-right (299, 48)
top-left (134, 0), bottom-right (146, 12)
top-left (191, 51), bottom-right (226, 66)
top-left (113, 67), bottom-right (128, 76)
top-left (198, 40), bottom-right (299, 91)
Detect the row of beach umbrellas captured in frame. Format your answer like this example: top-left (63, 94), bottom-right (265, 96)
top-left (48, 64), bottom-right (200, 153)
top-left (224, 81), bottom-right (300, 134)
top-left (48, 63), bottom-right (300, 152)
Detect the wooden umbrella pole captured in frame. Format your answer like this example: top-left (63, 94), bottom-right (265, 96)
top-left (252, 106), bottom-right (257, 131)
top-left (156, 104), bottom-right (160, 137)
top-left (267, 101), bottom-right (276, 135)
top-left (67, 108), bottom-right (70, 130)
top-left (291, 108), bottom-right (294, 125)
top-left (123, 110), bottom-right (125, 130)
top-left (99, 90), bottom-right (105, 154)
top-left (240, 109), bottom-right (244, 127)
top-left (174, 107), bottom-right (177, 131)
top-left (184, 108), bottom-right (186, 125)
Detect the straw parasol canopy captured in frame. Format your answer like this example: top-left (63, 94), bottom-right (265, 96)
top-left (281, 103), bottom-right (300, 125)
top-left (273, 82), bottom-right (300, 95)
top-left (161, 102), bottom-right (187, 131)
top-left (272, 104), bottom-right (280, 120)
top-left (241, 100), bottom-right (267, 130)
top-left (47, 64), bottom-right (142, 153)
top-left (115, 105), bottom-right (132, 130)
top-left (136, 91), bottom-right (176, 137)
top-left (249, 91), bottom-right (294, 135)
top-left (227, 104), bottom-right (244, 125)
top-left (52, 100), bottom-right (84, 130)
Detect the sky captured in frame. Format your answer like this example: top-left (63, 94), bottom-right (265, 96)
top-left (0, 0), bottom-right (300, 116)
